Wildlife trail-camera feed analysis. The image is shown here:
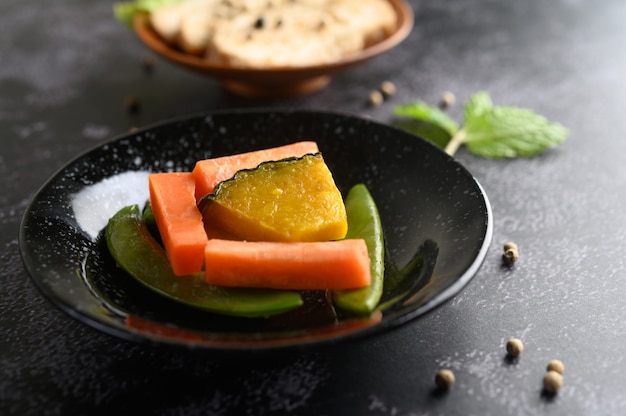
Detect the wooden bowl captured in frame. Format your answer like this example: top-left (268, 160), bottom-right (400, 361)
top-left (133, 0), bottom-right (414, 98)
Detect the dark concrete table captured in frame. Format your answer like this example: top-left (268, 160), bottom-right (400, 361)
top-left (3, 0), bottom-right (626, 414)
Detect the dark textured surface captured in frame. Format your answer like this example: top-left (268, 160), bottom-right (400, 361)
top-left (2, 0), bottom-right (626, 415)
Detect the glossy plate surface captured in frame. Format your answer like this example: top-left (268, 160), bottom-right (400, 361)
top-left (19, 110), bottom-right (492, 351)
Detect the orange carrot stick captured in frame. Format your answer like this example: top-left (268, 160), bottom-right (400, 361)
top-left (192, 141), bottom-right (319, 201)
top-left (204, 239), bottom-right (371, 290)
top-left (149, 172), bottom-right (208, 276)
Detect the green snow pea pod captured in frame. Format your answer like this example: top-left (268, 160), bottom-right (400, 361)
top-left (141, 202), bottom-right (162, 245)
top-left (332, 184), bottom-right (385, 316)
top-left (105, 205), bottom-right (303, 318)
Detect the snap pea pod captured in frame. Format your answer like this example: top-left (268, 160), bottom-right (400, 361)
top-left (105, 205), bottom-right (303, 318)
top-left (332, 184), bottom-right (385, 316)
top-left (141, 203), bottom-right (162, 245)
top-left (376, 239), bottom-right (438, 311)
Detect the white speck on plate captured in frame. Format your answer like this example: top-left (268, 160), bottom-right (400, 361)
top-left (71, 171), bottom-right (151, 240)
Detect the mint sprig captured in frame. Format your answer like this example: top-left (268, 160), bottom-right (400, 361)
top-left (113, 0), bottom-right (182, 27)
top-left (393, 92), bottom-right (569, 158)
top-left (393, 100), bottom-right (459, 137)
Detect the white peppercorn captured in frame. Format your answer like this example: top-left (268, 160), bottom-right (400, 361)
top-left (503, 242), bottom-right (518, 252)
top-left (502, 241), bottom-right (519, 266)
top-left (506, 338), bottom-right (524, 357)
top-left (368, 90), bottom-right (384, 106)
top-left (380, 81), bottom-right (396, 97)
top-left (440, 91), bottom-right (456, 108)
top-left (543, 370), bottom-right (563, 394)
top-left (125, 95), bottom-right (140, 113)
top-left (435, 369), bottom-right (455, 390)
top-left (546, 359), bottom-right (564, 375)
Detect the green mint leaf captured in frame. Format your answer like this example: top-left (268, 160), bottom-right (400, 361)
top-left (393, 101), bottom-right (459, 137)
top-left (464, 91), bottom-right (493, 122)
top-left (462, 106), bottom-right (569, 158)
top-left (392, 119), bottom-right (454, 149)
top-left (113, 0), bottom-right (183, 27)
top-left (392, 91), bottom-right (568, 158)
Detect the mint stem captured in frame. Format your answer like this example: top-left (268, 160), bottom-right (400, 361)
top-left (444, 129), bottom-right (466, 157)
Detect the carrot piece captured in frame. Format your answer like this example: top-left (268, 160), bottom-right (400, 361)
top-left (204, 239), bottom-right (371, 290)
top-left (148, 172), bottom-right (208, 276)
top-left (192, 141), bottom-right (319, 201)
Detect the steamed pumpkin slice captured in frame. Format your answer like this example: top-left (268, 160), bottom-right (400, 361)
top-left (198, 153), bottom-right (348, 242)
top-left (191, 141), bottom-right (319, 202)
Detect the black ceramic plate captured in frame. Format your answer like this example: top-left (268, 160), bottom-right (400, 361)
top-left (19, 109), bottom-right (492, 351)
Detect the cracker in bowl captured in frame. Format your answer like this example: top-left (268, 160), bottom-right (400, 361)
top-left (148, 0), bottom-right (398, 67)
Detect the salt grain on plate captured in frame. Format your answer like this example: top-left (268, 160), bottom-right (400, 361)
top-left (71, 171), bottom-right (151, 240)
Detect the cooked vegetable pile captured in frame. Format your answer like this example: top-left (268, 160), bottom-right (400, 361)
top-left (105, 142), bottom-right (385, 318)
